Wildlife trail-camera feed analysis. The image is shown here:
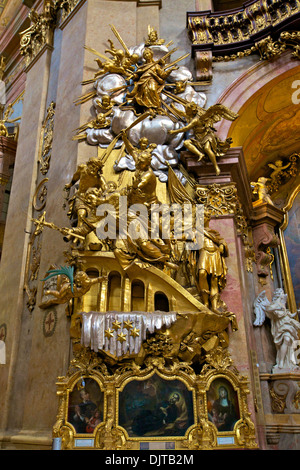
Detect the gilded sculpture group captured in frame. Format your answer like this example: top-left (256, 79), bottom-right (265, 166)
top-left (20, 21), bottom-right (260, 450)
top-left (36, 25), bottom-right (240, 315)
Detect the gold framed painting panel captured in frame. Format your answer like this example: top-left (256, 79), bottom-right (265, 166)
top-left (53, 368), bottom-right (107, 449)
top-left (115, 367), bottom-right (198, 445)
top-left (198, 365), bottom-right (257, 449)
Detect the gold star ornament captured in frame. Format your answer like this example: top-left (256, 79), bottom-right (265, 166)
top-left (112, 319), bottom-right (122, 331)
top-left (117, 332), bottom-right (127, 343)
top-left (130, 327), bottom-right (140, 338)
top-left (123, 319), bottom-right (133, 330)
top-left (104, 328), bottom-right (114, 339)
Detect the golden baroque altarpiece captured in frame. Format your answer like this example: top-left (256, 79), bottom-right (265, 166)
top-left (21, 10), bottom-right (259, 449)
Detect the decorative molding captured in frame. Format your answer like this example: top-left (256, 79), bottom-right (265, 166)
top-left (38, 101), bottom-right (56, 176)
top-left (187, 0), bottom-right (300, 65)
top-left (23, 101), bottom-right (55, 312)
top-left (56, 0), bottom-right (86, 29)
top-left (195, 50), bottom-right (212, 81)
top-left (137, 0), bottom-right (162, 7)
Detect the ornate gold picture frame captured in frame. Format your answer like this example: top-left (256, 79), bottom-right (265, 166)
top-left (115, 369), bottom-right (197, 447)
top-left (53, 348), bottom-right (257, 450)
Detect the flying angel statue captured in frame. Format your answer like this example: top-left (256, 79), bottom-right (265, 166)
top-left (168, 102), bottom-right (238, 175)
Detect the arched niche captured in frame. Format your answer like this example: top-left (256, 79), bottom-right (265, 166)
top-left (83, 268), bottom-right (100, 312)
top-left (131, 279), bottom-right (145, 311)
top-left (215, 53), bottom-right (300, 309)
top-left (107, 271), bottom-right (122, 311)
top-left (217, 52), bottom-right (300, 140)
top-left (154, 291), bottom-right (169, 312)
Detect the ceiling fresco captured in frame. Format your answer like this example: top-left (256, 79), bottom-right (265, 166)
top-left (227, 64), bottom-right (300, 204)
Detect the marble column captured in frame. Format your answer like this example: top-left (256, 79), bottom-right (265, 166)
top-left (0, 46), bottom-right (52, 441)
top-left (0, 137), bottom-right (17, 254)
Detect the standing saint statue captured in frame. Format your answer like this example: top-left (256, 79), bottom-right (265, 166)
top-left (197, 211), bottom-right (228, 312)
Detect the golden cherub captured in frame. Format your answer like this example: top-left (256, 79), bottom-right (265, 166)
top-left (268, 159), bottom-right (291, 179)
top-left (251, 176), bottom-right (273, 205)
top-left (145, 25), bottom-right (165, 46)
top-left (42, 266), bottom-right (106, 306)
top-left (0, 103), bottom-right (21, 137)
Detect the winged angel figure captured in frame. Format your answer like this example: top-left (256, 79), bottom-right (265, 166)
top-left (73, 25), bottom-right (236, 182)
top-left (169, 102), bottom-right (238, 176)
top-left (253, 289), bottom-right (300, 370)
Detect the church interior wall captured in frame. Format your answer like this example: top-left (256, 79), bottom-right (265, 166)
top-left (0, 0), bottom-right (299, 451)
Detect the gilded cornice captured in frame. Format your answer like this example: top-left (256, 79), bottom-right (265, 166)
top-left (187, 0), bottom-right (300, 61)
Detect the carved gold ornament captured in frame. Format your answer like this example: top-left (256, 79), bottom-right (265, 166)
top-left (20, 1), bottom-right (56, 66)
top-left (53, 344), bottom-right (257, 450)
top-left (188, 0), bottom-right (300, 63)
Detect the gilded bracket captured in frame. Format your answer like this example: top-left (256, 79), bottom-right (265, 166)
top-left (20, 0), bottom-right (57, 66)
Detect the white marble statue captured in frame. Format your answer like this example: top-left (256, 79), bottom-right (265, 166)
top-left (253, 289), bottom-right (300, 372)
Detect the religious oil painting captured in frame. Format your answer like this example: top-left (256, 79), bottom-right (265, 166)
top-left (207, 378), bottom-right (240, 432)
top-left (67, 378), bottom-right (104, 434)
top-left (118, 374), bottom-right (194, 438)
top-left (284, 192), bottom-right (300, 307)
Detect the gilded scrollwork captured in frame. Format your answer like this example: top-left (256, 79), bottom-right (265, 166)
top-left (201, 346), bottom-right (235, 374)
top-left (235, 411), bottom-right (257, 448)
top-left (195, 183), bottom-right (248, 236)
top-left (23, 212), bottom-right (47, 312)
top-left (211, 31), bottom-right (300, 62)
top-left (54, 0), bottom-right (82, 24)
top-left (293, 385), bottom-right (300, 410)
top-left (270, 384), bottom-right (287, 413)
top-left (38, 101), bottom-right (56, 175)
top-left (266, 154), bottom-right (299, 195)
top-left (20, 1), bottom-right (56, 66)
top-left (182, 418), bottom-right (217, 450)
top-left (33, 178), bottom-right (48, 211)
top-left (23, 98), bottom-right (55, 312)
